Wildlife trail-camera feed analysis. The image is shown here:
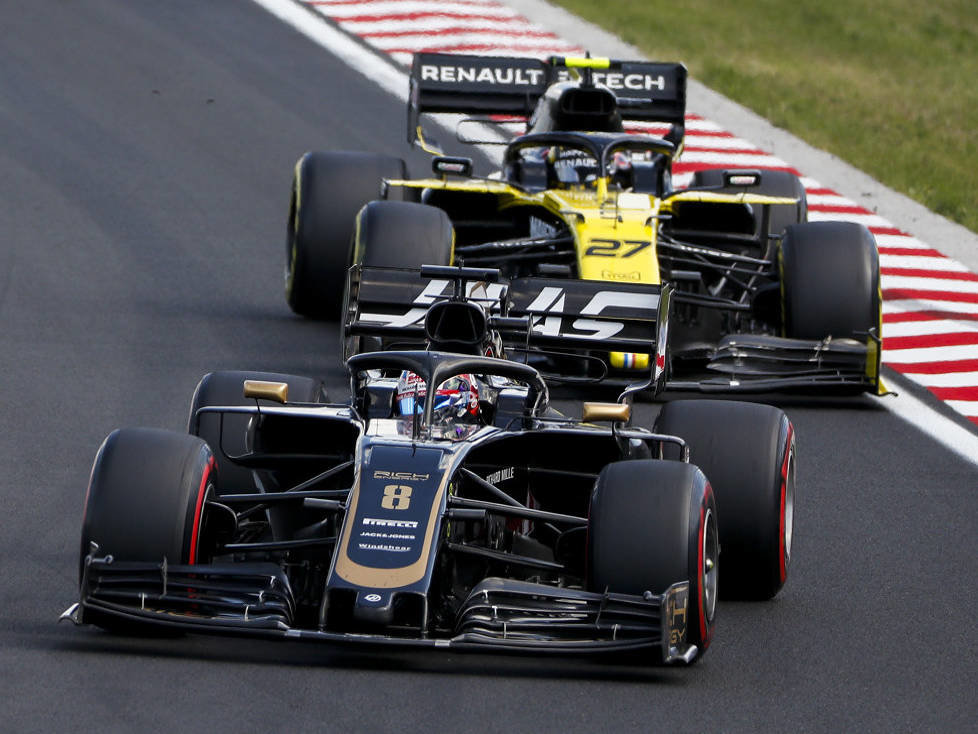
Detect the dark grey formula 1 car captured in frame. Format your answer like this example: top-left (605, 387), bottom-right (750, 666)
top-left (64, 298), bottom-right (794, 664)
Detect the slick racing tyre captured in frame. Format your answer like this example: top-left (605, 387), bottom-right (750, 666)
top-left (588, 459), bottom-right (718, 658)
top-left (286, 151), bottom-right (407, 319)
top-left (780, 220), bottom-right (881, 341)
top-left (691, 168), bottom-right (807, 237)
top-left (654, 399), bottom-right (795, 601)
top-left (79, 429), bottom-right (215, 631)
top-left (352, 200), bottom-right (454, 268)
top-left (188, 370), bottom-right (326, 496)
top-left (345, 200), bottom-right (454, 356)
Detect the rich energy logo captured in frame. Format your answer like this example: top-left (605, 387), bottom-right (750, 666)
top-left (524, 287), bottom-right (658, 340)
top-left (373, 470), bottom-right (429, 482)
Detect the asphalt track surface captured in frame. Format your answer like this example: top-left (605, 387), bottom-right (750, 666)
top-left (1, 2), bottom-right (975, 732)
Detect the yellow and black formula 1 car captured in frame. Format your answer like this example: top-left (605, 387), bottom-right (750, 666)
top-left (285, 53), bottom-right (882, 394)
top-left (64, 281), bottom-right (796, 664)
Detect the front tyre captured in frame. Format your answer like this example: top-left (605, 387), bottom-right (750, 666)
top-left (655, 399), bottom-right (795, 600)
top-left (780, 220), bottom-right (880, 341)
top-left (352, 200), bottom-right (454, 268)
top-left (79, 429), bottom-right (216, 630)
top-left (587, 460), bottom-right (718, 657)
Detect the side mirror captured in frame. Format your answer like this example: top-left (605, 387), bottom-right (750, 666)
top-left (723, 169), bottom-right (762, 187)
top-left (243, 380), bottom-right (288, 404)
top-left (432, 156), bottom-right (473, 178)
top-left (582, 402), bottom-right (631, 423)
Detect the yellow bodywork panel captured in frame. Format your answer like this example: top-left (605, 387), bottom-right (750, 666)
top-left (385, 178), bottom-right (799, 288)
top-left (545, 188), bottom-right (661, 284)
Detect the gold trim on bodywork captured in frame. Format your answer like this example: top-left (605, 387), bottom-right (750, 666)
top-left (582, 402), bottom-right (631, 423)
top-left (332, 470), bottom-right (450, 589)
top-left (243, 380), bottom-right (289, 404)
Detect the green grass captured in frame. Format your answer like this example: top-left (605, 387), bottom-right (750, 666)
top-left (549, 0), bottom-right (978, 233)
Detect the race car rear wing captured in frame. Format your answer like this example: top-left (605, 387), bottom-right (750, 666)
top-left (344, 264), bottom-right (670, 387)
top-left (408, 53), bottom-right (687, 145)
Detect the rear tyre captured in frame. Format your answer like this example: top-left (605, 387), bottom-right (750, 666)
top-left (79, 429), bottom-right (215, 631)
top-left (344, 201), bottom-right (454, 357)
top-left (353, 200), bottom-right (454, 268)
top-left (780, 221), bottom-right (880, 341)
top-left (587, 460), bottom-right (718, 657)
top-left (286, 151), bottom-right (407, 318)
top-left (691, 168), bottom-right (807, 236)
top-left (188, 370), bottom-right (325, 495)
top-left (654, 399), bottom-right (795, 600)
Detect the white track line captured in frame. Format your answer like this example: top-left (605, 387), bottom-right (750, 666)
top-left (882, 372), bottom-right (978, 463)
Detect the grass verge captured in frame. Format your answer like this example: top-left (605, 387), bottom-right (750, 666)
top-left (549, 0), bottom-right (978, 233)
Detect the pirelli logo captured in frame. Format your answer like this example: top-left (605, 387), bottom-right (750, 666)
top-left (363, 517), bottom-right (419, 529)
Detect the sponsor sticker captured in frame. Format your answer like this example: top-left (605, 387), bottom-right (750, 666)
top-left (420, 64), bottom-right (545, 87)
top-left (485, 467), bottom-right (515, 485)
top-left (358, 543), bottom-right (411, 553)
top-left (363, 517), bottom-right (418, 529)
top-left (373, 470), bottom-right (430, 482)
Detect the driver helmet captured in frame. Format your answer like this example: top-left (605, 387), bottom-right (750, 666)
top-left (547, 147), bottom-right (599, 187)
top-left (395, 371), bottom-right (480, 427)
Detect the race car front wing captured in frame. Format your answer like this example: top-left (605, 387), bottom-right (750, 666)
top-left (668, 332), bottom-right (884, 393)
top-left (63, 554), bottom-right (696, 663)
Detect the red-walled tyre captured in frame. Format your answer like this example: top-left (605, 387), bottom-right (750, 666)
top-left (588, 459), bottom-right (718, 660)
top-left (655, 399), bottom-right (795, 600)
top-left (79, 428), bottom-right (216, 631)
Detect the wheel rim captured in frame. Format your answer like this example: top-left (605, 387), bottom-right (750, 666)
top-left (702, 507), bottom-right (719, 622)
